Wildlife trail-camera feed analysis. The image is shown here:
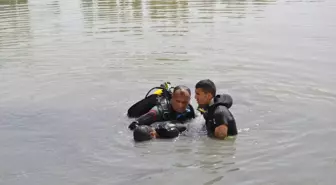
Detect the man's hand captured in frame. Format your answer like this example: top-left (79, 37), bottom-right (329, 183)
top-left (214, 124), bottom-right (228, 139)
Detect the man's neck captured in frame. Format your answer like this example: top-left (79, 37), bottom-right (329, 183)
top-left (198, 98), bottom-right (215, 110)
top-left (209, 98), bottom-right (215, 106)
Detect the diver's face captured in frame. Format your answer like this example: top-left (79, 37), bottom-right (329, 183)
top-left (150, 128), bottom-right (157, 138)
top-left (171, 90), bottom-right (190, 113)
top-left (195, 88), bottom-right (212, 107)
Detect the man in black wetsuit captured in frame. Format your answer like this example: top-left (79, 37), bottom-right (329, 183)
top-left (128, 85), bottom-right (196, 131)
top-left (195, 79), bottom-right (238, 139)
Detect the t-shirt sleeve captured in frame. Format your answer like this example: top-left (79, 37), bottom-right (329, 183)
top-left (213, 106), bottom-right (233, 127)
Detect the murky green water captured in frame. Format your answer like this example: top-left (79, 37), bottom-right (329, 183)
top-left (1, 0), bottom-right (336, 184)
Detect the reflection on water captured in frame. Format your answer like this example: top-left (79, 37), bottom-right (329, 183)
top-left (0, 0), bottom-right (30, 51)
top-left (0, 0), bottom-right (27, 5)
top-left (80, 0), bottom-right (276, 35)
top-left (148, 0), bottom-right (188, 20)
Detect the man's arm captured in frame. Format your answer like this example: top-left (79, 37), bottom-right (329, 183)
top-left (214, 125), bottom-right (228, 139)
top-left (213, 107), bottom-right (231, 139)
top-left (128, 106), bottom-right (160, 130)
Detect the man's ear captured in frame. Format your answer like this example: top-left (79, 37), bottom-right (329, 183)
top-left (206, 93), bottom-right (212, 100)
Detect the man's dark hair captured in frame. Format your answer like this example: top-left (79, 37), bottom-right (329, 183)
top-left (195, 79), bottom-right (216, 97)
top-left (173, 85), bottom-right (191, 95)
top-left (133, 125), bottom-right (153, 142)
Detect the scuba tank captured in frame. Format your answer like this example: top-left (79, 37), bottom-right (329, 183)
top-left (127, 82), bottom-right (173, 118)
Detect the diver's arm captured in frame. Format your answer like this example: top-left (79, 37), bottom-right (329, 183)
top-left (214, 125), bottom-right (228, 139)
top-left (213, 107), bottom-right (230, 139)
top-left (128, 107), bottom-right (159, 130)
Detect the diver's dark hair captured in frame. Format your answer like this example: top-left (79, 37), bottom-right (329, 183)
top-left (133, 125), bottom-right (153, 142)
top-left (195, 79), bottom-right (216, 97)
top-left (173, 85), bottom-right (191, 95)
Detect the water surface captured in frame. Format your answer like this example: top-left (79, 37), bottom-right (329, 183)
top-left (1, 0), bottom-right (336, 184)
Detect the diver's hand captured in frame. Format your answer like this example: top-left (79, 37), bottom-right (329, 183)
top-left (128, 121), bottom-right (139, 131)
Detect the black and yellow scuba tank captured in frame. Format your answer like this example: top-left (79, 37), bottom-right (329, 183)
top-left (127, 82), bottom-right (174, 118)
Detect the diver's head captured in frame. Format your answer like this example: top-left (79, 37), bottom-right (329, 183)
top-left (171, 85), bottom-right (191, 113)
top-left (133, 125), bottom-right (157, 142)
top-left (195, 79), bottom-right (216, 107)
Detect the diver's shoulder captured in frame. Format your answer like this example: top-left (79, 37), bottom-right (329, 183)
top-left (214, 104), bottom-right (230, 115)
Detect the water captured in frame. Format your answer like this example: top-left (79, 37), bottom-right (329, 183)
top-left (1, 0), bottom-right (336, 184)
